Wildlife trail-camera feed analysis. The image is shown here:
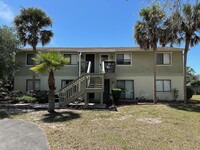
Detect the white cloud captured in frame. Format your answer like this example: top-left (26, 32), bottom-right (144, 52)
top-left (0, 1), bottom-right (14, 22)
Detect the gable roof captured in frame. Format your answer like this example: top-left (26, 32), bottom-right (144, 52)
top-left (20, 47), bottom-right (183, 53)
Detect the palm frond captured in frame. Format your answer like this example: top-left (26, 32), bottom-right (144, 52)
top-left (40, 30), bottom-right (54, 46)
top-left (30, 63), bottom-right (46, 74)
top-left (14, 7), bottom-right (53, 48)
top-left (30, 51), bottom-right (69, 74)
top-left (134, 5), bottom-right (165, 49)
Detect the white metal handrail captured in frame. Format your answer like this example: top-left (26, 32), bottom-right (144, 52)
top-left (101, 61), bottom-right (105, 74)
top-left (87, 61), bottom-right (91, 73)
top-left (59, 61), bottom-right (104, 108)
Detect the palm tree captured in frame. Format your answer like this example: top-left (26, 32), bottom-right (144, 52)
top-left (134, 5), bottom-right (166, 103)
top-left (14, 7), bottom-right (53, 91)
top-left (30, 51), bottom-right (69, 112)
top-left (166, 3), bottom-right (200, 102)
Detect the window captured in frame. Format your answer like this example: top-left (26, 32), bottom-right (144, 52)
top-left (26, 54), bottom-right (34, 65)
top-left (63, 54), bottom-right (78, 65)
top-left (157, 53), bottom-right (171, 65)
top-left (26, 79), bottom-right (40, 91)
top-left (156, 80), bottom-right (171, 92)
top-left (116, 80), bottom-right (134, 99)
top-left (116, 54), bottom-right (131, 65)
top-left (100, 55), bottom-right (109, 62)
top-left (61, 80), bottom-right (73, 88)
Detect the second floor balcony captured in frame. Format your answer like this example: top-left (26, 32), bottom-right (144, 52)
top-left (81, 60), bottom-right (116, 74)
top-left (104, 60), bottom-right (115, 73)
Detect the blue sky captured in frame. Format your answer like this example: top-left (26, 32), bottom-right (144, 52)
top-left (0, 0), bottom-right (199, 74)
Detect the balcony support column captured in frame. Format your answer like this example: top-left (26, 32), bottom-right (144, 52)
top-left (100, 92), bottom-right (103, 104)
top-left (84, 93), bottom-right (88, 107)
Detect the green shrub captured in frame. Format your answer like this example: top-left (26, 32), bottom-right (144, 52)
top-left (187, 87), bottom-right (194, 100)
top-left (12, 96), bottom-right (37, 103)
top-left (35, 90), bottom-right (48, 103)
top-left (26, 90), bottom-right (49, 103)
top-left (111, 88), bottom-right (122, 104)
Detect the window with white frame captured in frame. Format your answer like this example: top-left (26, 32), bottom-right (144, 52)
top-left (26, 54), bottom-right (34, 65)
top-left (116, 53), bottom-right (131, 65)
top-left (63, 54), bottom-right (78, 65)
top-left (156, 80), bottom-right (171, 92)
top-left (157, 53), bottom-right (171, 65)
top-left (61, 80), bottom-right (73, 88)
top-left (26, 79), bottom-right (40, 91)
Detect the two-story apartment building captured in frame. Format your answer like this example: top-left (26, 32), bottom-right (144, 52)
top-left (14, 47), bottom-right (184, 106)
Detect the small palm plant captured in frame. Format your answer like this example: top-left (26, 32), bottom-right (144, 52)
top-left (30, 51), bottom-right (69, 112)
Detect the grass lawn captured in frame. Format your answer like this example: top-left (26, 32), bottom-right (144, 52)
top-left (2, 104), bottom-right (200, 150)
top-left (191, 95), bottom-right (200, 101)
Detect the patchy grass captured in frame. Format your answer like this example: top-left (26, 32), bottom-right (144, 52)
top-left (191, 95), bottom-right (200, 101)
top-left (9, 104), bottom-right (200, 150)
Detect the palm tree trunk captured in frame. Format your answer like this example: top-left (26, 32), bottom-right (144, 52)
top-left (48, 70), bottom-right (55, 113)
top-left (184, 38), bottom-right (190, 103)
top-left (153, 46), bottom-right (157, 104)
top-left (32, 45), bottom-right (36, 91)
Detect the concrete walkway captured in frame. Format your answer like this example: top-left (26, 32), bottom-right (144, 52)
top-left (0, 119), bottom-right (49, 150)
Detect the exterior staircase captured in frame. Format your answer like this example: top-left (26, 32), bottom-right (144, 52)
top-left (59, 61), bottom-right (105, 108)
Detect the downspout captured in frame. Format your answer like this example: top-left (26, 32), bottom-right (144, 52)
top-left (79, 52), bottom-right (82, 77)
top-left (78, 52), bottom-right (82, 92)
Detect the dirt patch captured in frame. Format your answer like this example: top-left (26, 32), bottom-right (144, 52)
top-left (136, 117), bottom-right (162, 124)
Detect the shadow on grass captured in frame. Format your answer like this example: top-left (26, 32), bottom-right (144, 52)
top-left (167, 104), bottom-right (200, 113)
top-left (41, 111), bottom-right (81, 123)
top-left (0, 111), bottom-right (10, 119)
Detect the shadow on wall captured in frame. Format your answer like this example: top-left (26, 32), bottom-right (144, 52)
top-left (41, 111), bottom-right (81, 123)
top-left (167, 104), bottom-right (200, 113)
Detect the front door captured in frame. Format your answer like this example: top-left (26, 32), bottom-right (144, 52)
top-left (86, 54), bottom-right (95, 73)
top-left (104, 79), bottom-right (110, 103)
top-left (86, 54), bottom-right (95, 101)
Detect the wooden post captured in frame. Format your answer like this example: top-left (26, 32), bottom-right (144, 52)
top-left (100, 74), bottom-right (104, 105)
top-left (84, 93), bottom-right (88, 107)
top-left (100, 92), bottom-right (103, 104)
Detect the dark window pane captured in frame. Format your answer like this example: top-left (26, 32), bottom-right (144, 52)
top-left (27, 54), bottom-right (34, 65)
top-left (116, 54), bottom-right (131, 65)
top-left (116, 54), bottom-right (124, 64)
top-left (157, 53), bottom-right (163, 65)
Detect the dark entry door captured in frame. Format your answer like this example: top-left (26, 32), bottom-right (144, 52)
top-left (86, 54), bottom-right (95, 100)
top-left (104, 79), bottom-right (110, 103)
top-left (86, 54), bottom-right (95, 73)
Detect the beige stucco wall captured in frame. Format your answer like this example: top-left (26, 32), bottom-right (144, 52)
top-left (15, 50), bottom-right (183, 76)
top-left (115, 51), bottom-right (183, 76)
top-left (15, 52), bottom-right (79, 76)
top-left (14, 75), bottom-right (78, 93)
top-left (156, 76), bottom-right (184, 101)
top-left (14, 50), bottom-right (184, 101)
top-left (115, 75), bottom-right (184, 101)
top-left (14, 75), bottom-right (184, 100)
